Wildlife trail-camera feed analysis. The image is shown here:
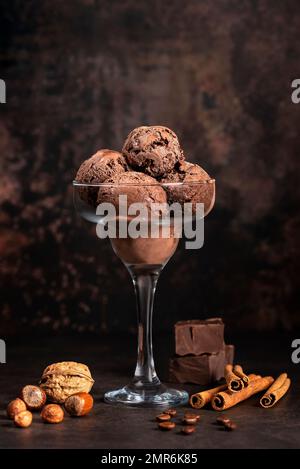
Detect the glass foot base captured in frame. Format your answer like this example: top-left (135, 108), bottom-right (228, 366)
top-left (104, 384), bottom-right (189, 408)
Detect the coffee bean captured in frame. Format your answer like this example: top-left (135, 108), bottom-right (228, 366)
top-left (216, 416), bottom-right (231, 426)
top-left (158, 421), bottom-right (176, 431)
top-left (185, 412), bottom-right (200, 421)
top-left (163, 408), bottom-right (177, 417)
top-left (181, 425), bottom-right (196, 435)
top-left (224, 421), bottom-right (237, 431)
top-left (183, 413), bottom-right (200, 425)
top-left (156, 413), bottom-right (171, 422)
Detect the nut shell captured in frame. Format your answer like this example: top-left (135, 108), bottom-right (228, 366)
top-left (40, 361), bottom-right (94, 403)
top-left (21, 385), bottom-right (47, 410)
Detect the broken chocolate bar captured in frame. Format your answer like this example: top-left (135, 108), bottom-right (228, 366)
top-left (175, 318), bottom-right (225, 356)
top-left (225, 344), bottom-right (234, 366)
top-left (169, 344), bottom-right (234, 385)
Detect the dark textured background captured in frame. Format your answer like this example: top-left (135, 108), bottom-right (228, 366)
top-left (1, 0), bottom-right (300, 336)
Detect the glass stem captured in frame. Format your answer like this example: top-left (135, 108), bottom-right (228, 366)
top-left (129, 266), bottom-right (161, 389)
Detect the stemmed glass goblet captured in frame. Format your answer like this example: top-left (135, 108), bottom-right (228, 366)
top-left (73, 179), bottom-right (215, 407)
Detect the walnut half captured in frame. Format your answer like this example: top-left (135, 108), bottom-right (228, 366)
top-left (40, 361), bottom-right (94, 404)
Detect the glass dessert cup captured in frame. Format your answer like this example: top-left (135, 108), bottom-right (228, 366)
top-left (73, 179), bottom-right (215, 407)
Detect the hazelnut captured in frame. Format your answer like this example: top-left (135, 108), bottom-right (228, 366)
top-left (21, 385), bottom-right (47, 410)
top-left (65, 392), bottom-right (93, 417)
top-left (7, 398), bottom-right (27, 419)
top-left (14, 410), bottom-right (33, 428)
top-left (41, 404), bottom-right (64, 424)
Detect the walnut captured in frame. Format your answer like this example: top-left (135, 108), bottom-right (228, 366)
top-left (40, 361), bottom-right (94, 403)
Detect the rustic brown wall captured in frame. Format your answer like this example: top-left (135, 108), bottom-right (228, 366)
top-left (1, 0), bottom-right (300, 335)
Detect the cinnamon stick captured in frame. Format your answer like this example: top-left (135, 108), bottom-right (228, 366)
top-left (189, 374), bottom-right (260, 409)
top-left (189, 383), bottom-right (227, 409)
top-left (233, 365), bottom-right (249, 386)
top-left (260, 373), bottom-right (291, 408)
top-left (224, 364), bottom-right (244, 392)
top-left (212, 375), bottom-right (274, 411)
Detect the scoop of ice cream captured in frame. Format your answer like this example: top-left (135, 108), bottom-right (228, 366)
top-left (122, 126), bottom-right (184, 178)
top-left (161, 161), bottom-right (209, 183)
top-left (111, 233), bottom-right (179, 266)
top-left (97, 171), bottom-right (167, 212)
top-left (76, 149), bottom-right (127, 184)
top-left (161, 161), bottom-right (215, 215)
top-left (75, 149), bottom-right (127, 206)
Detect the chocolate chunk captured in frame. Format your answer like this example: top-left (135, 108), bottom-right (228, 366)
top-left (175, 318), bottom-right (225, 356)
top-left (169, 343), bottom-right (234, 385)
top-left (169, 349), bottom-right (226, 385)
top-left (225, 344), bottom-right (235, 366)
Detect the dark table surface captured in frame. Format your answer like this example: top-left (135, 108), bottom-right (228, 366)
top-left (0, 332), bottom-right (299, 449)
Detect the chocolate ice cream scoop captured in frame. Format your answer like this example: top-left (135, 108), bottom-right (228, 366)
top-left (161, 161), bottom-right (210, 183)
top-left (122, 126), bottom-right (184, 178)
top-left (76, 149), bottom-right (127, 184)
top-left (97, 171), bottom-right (167, 210)
top-left (97, 172), bottom-right (179, 266)
top-left (75, 149), bottom-right (127, 206)
top-left (111, 232), bottom-right (179, 266)
top-left (161, 161), bottom-right (215, 215)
